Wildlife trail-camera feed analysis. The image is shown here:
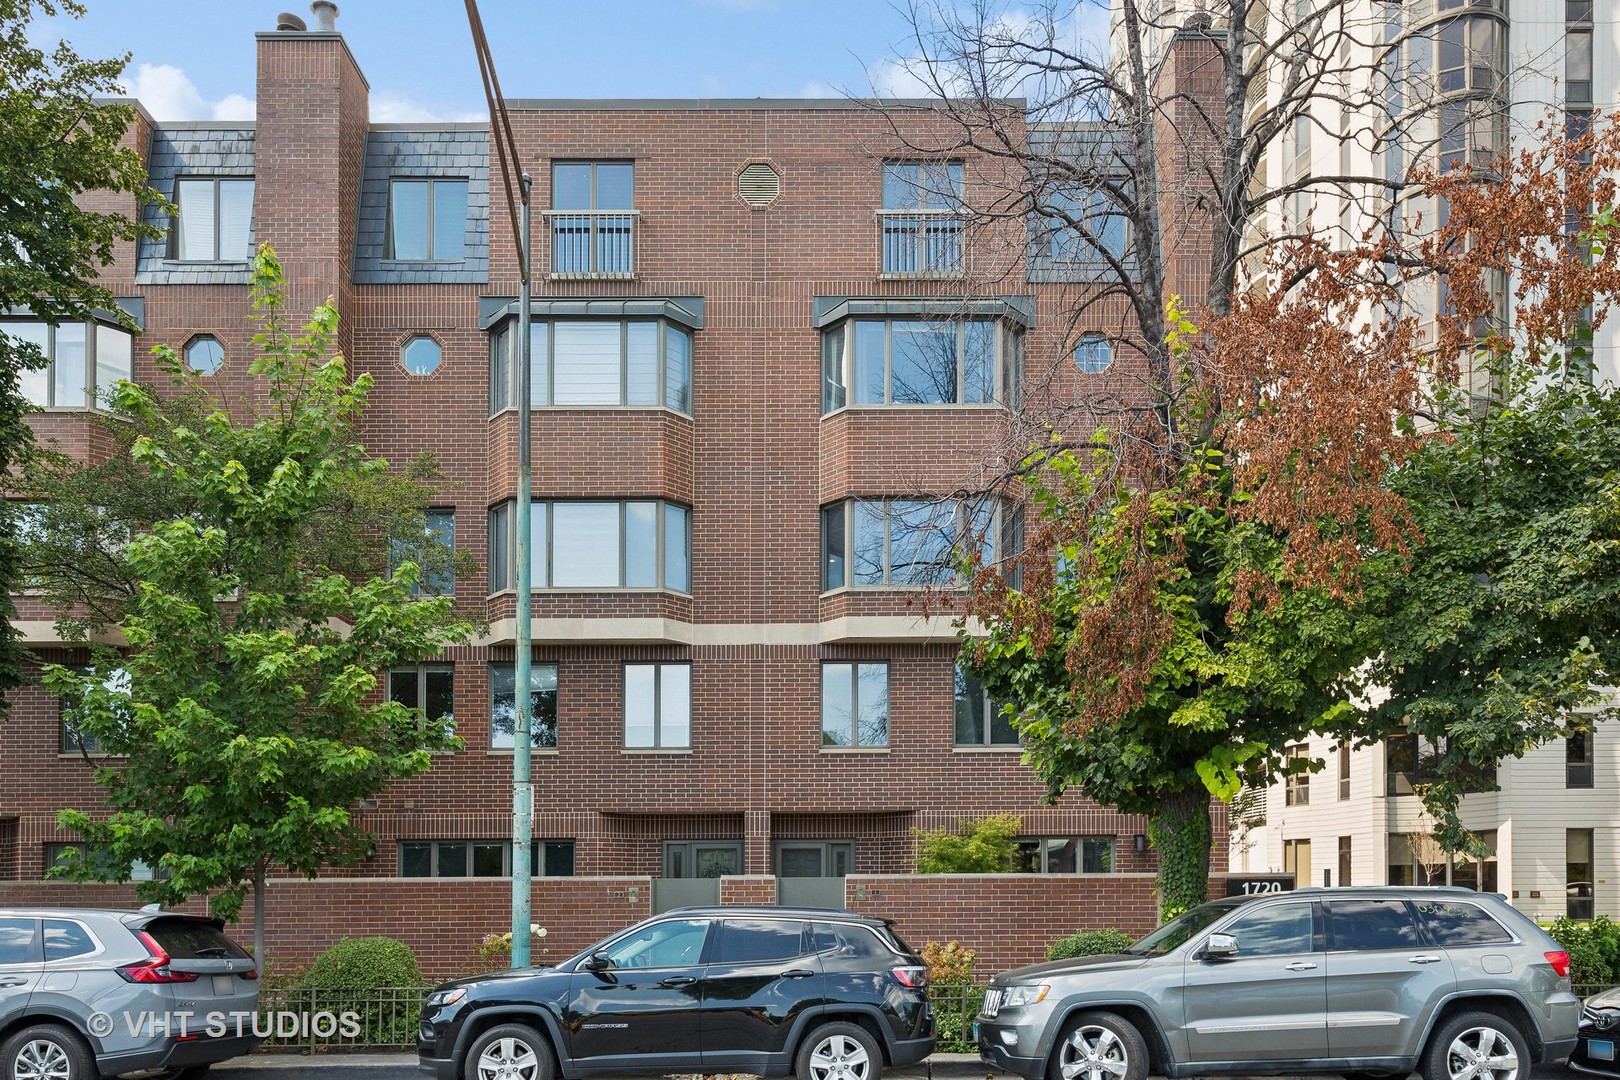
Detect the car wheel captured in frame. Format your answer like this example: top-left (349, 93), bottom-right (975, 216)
top-left (796, 1021), bottom-right (882, 1080)
top-left (1, 1024), bottom-right (96, 1080)
top-left (1420, 1011), bottom-right (1529, 1080)
top-left (464, 1023), bottom-right (556, 1080)
top-left (1048, 1011), bottom-right (1148, 1080)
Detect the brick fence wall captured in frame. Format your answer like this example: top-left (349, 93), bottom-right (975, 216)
top-left (0, 872), bottom-right (1242, 980)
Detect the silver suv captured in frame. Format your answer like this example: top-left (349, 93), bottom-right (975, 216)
top-left (976, 886), bottom-right (1579, 1080)
top-left (0, 906), bottom-right (259, 1080)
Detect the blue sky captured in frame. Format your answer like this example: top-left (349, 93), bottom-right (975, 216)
top-left (41, 0), bottom-right (1004, 122)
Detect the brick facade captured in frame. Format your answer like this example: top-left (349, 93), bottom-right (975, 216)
top-left (0, 11), bottom-right (1230, 964)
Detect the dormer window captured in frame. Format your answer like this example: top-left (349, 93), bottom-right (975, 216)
top-left (388, 179), bottom-right (468, 261)
top-left (171, 178), bottom-right (254, 262)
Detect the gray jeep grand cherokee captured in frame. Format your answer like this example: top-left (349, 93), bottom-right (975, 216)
top-left (976, 886), bottom-right (1578, 1080)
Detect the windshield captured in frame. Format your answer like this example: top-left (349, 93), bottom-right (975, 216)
top-left (1124, 898), bottom-right (1246, 955)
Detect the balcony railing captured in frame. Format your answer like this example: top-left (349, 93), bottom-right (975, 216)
top-left (544, 210), bottom-right (639, 279)
top-left (877, 210), bottom-right (964, 278)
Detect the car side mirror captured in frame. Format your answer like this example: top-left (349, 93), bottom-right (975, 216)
top-left (583, 952), bottom-right (613, 972)
top-left (1203, 933), bottom-right (1238, 960)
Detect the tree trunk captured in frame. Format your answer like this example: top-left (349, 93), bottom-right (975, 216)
top-left (253, 860), bottom-right (266, 970)
top-left (1147, 788), bottom-right (1212, 921)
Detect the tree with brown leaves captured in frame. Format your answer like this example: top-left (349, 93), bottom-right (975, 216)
top-left (962, 108), bottom-right (1620, 917)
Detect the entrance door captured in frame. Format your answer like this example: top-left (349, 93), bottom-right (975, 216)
top-left (655, 842), bottom-right (742, 912)
top-left (775, 842), bottom-right (851, 909)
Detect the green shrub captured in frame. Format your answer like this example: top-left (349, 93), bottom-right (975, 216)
top-left (1550, 916), bottom-right (1619, 987)
top-left (914, 813), bottom-right (1021, 873)
top-left (1046, 928), bottom-right (1134, 962)
top-left (297, 937), bottom-right (423, 1045)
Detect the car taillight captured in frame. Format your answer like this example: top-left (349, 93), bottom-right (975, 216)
top-left (1546, 950), bottom-right (1572, 978)
top-left (240, 968), bottom-right (258, 980)
top-left (892, 966), bottom-right (929, 988)
top-left (116, 930), bottom-right (200, 984)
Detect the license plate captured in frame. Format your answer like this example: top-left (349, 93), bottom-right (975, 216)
top-left (211, 975), bottom-right (234, 995)
top-left (1589, 1039), bottom-right (1615, 1062)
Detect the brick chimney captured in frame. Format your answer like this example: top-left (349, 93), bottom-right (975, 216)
top-left (253, 3), bottom-right (369, 348)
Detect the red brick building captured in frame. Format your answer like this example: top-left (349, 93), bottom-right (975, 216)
top-left (0, 10), bottom-right (1229, 974)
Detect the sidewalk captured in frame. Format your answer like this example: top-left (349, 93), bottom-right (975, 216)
top-left (223, 1050), bottom-right (1008, 1076)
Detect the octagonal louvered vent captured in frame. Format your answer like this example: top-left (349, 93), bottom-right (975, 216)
top-left (738, 162), bottom-right (782, 207)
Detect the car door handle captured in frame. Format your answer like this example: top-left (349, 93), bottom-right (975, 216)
top-left (781, 968), bottom-right (816, 979)
top-left (0, 978), bottom-right (28, 988)
top-left (1284, 961), bottom-right (1318, 971)
top-left (1408, 955), bottom-right (1443, 965)
top-left (660, 975), bottom-right (697, 987)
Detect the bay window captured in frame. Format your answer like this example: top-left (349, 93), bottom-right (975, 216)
top-left (489, 317), bottom-right (692, 414)
top-left (821, 497), bottom-right (1022, 590)
top-left (821, 317), bottom-right (1021, 411)
top-left (489, 499), bottom-right (691, 592)
top-left (2, 319), bottom-right (132, 409)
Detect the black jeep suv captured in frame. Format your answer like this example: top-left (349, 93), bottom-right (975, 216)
top-left (418, 906), bottom-right (936, 1080)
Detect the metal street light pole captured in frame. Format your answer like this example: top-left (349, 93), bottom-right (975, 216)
top-left (466, 0), bottom-right (535, 967)
top-left (511, 177), bottom-right (534, 967)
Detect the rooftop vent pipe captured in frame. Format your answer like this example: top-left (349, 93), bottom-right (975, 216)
top-left (309, 1), bottom-right (338, 31)
top-left (276, 11), bottom-right (307, 30)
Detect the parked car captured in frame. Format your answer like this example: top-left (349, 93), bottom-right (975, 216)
top-left (975, 885), bottom-right (1579, 1080)
top-left (1570, 985), bottom-right (1620, 1077)
top-left (0, 905), bottom-right (259, 1080)
top-left (418, 906), bottom-right (936, 1080)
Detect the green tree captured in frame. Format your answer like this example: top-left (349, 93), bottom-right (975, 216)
top-left (967, 447), bottom-right (1370, 917)
top-left (0, 0), bottom-right (162, 708)
top-left (914, 813), bottom-right (1022, 873)
top-left (43, 248), bottom-right (475, 963)
top-left (1364, 362), bottom-right (1620, 854)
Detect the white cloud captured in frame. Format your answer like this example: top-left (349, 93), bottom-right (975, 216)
top-left (867, 5), bottom-right (1108, 100)
top-left (212, 94), bottom-right (256, 122)
top-left (698, 74), bottom-right (728, 97)
top-left (124, 63), bottom-right (205, 119)
top-left (122, 63), bottom-right (255, 121)
top-left (798, 80), bottom-right (839, 99)
top-left (371, 91), bottom-right (485, 124)
top-left (867, 57), bottom-right (939, 99)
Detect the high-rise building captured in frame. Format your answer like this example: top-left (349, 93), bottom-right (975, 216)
top-left (1223, 0), bottom-right (1620, 913)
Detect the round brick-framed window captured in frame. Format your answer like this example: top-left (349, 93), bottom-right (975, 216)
top-left (401, 334), bottom-right (442, 376)
top-left (185, 335), bottom-right (225, 376)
